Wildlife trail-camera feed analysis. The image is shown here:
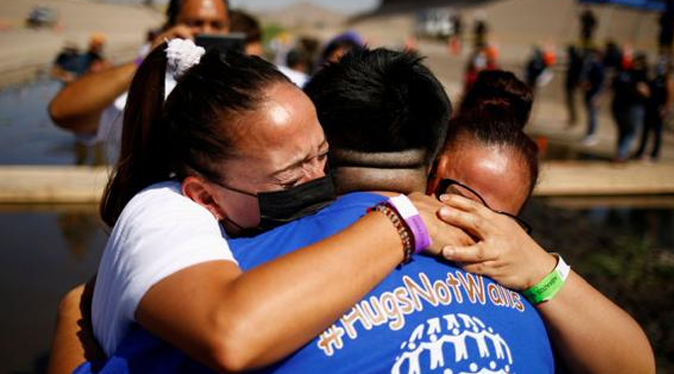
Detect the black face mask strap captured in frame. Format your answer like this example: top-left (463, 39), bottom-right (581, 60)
top-left (211, 179), bottom-right (258, 198)
top-left (183, 161), bottom-right (258, 198)
top-left (222, 215), bottom-right (264, 238)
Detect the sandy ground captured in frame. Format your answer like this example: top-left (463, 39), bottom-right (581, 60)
top-left (0, 0), bottom-right (163, 86)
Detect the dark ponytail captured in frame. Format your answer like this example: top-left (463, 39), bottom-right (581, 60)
top-left (100, 44), bottom-right (169, 228)
top-left (458, 70), bottom-right (533, 129)
top-left (100, 42), bottom-right (290, 228)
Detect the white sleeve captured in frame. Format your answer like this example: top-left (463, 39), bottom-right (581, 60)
top-left (92, 182), bottom-right (237, 355)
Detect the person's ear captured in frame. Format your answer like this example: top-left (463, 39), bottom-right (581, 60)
top-left (426, 154), bottom-right (450, 195)
top-left (182, 176), bottom-right (226, 220)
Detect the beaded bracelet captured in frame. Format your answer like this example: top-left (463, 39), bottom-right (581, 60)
top-left (369, 203), bottom-right (415, 263)
top-left (368, 195), bottom-right (433, 264)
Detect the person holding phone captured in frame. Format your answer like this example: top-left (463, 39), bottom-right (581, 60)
top-left (48, 0), bottom-right (231, 150)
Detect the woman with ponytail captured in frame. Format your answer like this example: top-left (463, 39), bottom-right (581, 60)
top-left (51, 39), bottom-right (466, 373)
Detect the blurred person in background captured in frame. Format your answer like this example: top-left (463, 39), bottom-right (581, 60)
top-left (278, 48), bottom-right (310, 87)
top-left (473, 14), bottom-right (488, 49)
top-left (136, 28), bottom-right (161, 60)
top-left (315, 31), bottom-right (363, 69)
top-left (230, 9), bottom-right (263, 57)
top-left (604, 40), bottom-right (623, 73)
top-left (296, 36), bottom-right (321, 74)
top-left (463, 50), bottom-right (485, 92)
top-left (448, 12), bottom-right (463, 55)
top-left (634, 56), bottom-right (672, 162)
top-left (564, 45), bottom-right (584, 126)
top-left (579, 7), bottom-right (597, 48)
top-left (50, 34), bottom-right (111, 84)
top-left (48, 0), bottom-right (230, 149)
top-left (463, 46), bottom-right (499, 93)
top-left (580, 47), bottom-right (606, 146)
top-left (83, 33), bottom-right (112, 74)
top-left (524, 46), bottom-right (554, 96)
top-left (612, 53), bottom-right (650, 162)
top-left (659, 0), bottom-right (674, 56)
top-left (51, 42), bottom-right (81, 83)
top-left (229, 9), bottom-right (310, 87)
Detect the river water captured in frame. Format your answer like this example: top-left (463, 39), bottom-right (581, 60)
top-left (0, 80), bottom-right (672, 373)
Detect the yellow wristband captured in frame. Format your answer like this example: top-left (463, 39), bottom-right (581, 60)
top-left (522, 253), bottom-right (570, 304)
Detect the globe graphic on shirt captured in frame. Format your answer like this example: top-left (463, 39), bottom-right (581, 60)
top-left (391, 313), bottom-right (513, 374)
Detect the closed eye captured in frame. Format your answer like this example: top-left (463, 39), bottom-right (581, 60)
top-left (281, 178), bottom-right (301, 189)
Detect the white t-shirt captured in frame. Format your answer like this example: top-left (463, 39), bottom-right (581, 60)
top-left (92, 181), bottom-right (237, 355)
top-left (278, 65), bottom-right (309, 88)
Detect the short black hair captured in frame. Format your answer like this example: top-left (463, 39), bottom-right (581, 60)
top-left (286, 49), bottom-right (309, 70)
top-left (230, 9), bottom-right (262, 43)
top-left (305, 48), bottom-right (452, 167)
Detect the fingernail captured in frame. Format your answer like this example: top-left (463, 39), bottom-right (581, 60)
top-left (443, 246), bottom-right (454, 257)
top-left (439, 206), bottom-right (451, 217)
top-left (439, 194), bottom-right (450, 202)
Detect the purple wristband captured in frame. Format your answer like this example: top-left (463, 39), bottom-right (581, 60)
top-left (387, 195), bottom-right (432, 253)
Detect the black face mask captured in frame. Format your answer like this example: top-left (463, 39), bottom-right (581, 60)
top-left (221, 175), bottom-right (336, 237)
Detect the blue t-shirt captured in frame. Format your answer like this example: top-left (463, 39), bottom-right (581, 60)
top-left (75, 192), bottom-right (554, 374)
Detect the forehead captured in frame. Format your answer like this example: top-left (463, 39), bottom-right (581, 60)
top-left (226, 83), bottom-right (325, 174)
top-left (178, 0), bottom-right (227, 21)
top-left (440, 142), bottom-right (529, 214)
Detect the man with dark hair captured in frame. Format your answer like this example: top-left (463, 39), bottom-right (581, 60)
top-left (580, 7), bottom-right (597, 47)
top-left (564, 45), bottom-right (584, 126)
top-left (278, 48), bottom-right (310, 87)
top-left (230, 9), bottom-right (263, 56)
top-left (48, 0), bottom-right (230, 142)
top-left (306, 49), bottom-right (450, 195)
top-left (286, 49), bottom-right (309, 74)
top-left (580, 47), bottom-right (605, 146)
top-left (659, 0), bottom-right (674, 55)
